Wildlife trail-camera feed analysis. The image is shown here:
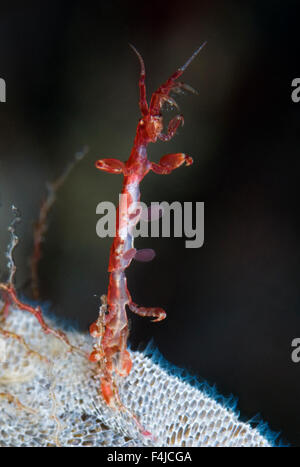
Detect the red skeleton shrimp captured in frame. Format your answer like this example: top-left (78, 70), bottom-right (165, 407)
top-left (89, 43), bottom-right (206, 414)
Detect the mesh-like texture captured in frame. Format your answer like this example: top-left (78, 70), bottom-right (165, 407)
top-left (0, 306), bottom-right (273, 447)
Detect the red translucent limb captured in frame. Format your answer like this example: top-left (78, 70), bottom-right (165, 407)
top-left (150, 42), bottom-right (206, 115)
top-left (100, 371), bottom-right (124, 408)
top-left (134, 248), bottom-right (156, 262)
top-left (116, 349), bottom-right (132, 377)
top-left (128, 302), bottom-right (166, 322)
top-left (151, 152), bottom-right (193, 175)
top-left (129, 44), bottom-right (149, 117)
top-left (101, 372), bottom-right (155, 441)
top-left (100, 377), bottom-right (115, 406)
top-left (95, 158), bottom-right (126, 174)
top-left (117, 326), bottom-right (132, 376)
top-left (158, 114), bottom-right (184, 142)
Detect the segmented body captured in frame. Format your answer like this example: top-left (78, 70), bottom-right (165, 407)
top-left (89, 43), bottom-right (205, 409)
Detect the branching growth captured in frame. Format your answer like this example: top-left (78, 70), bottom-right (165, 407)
top-left (0, 205), bottom-right (87, 358)
top-left (31, 146), bottom-right (89, 299)
top-left (5, 205), bottom-right (21, 287)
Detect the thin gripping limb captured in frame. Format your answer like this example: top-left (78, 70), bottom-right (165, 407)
top-left (151, 152), bottom-right (193, 175)
top-left (150, 42), bottom-right (207, 115)
top-left (128, 301), bottom-right (166, 322)
top-left (158, 114), bottom-right (184, 142)
top-left (95, 158), bottom-right (126, 174)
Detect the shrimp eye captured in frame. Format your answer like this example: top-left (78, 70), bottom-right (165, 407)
top-left (139, 119), bottom-right (145, 126)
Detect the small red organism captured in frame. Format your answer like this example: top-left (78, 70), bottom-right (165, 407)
top-left (90, 44), bottom-right (206, 412)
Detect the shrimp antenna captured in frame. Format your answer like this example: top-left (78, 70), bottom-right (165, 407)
top-left (179, 41), bottom-right (207, 72)
top-left (129, 43), bottom-right (148, 116)
top-left (129, 43), bottom-right (145, 76)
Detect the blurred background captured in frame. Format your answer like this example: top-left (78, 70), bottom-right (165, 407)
top-left (0, 0), bottom-right (300, 445)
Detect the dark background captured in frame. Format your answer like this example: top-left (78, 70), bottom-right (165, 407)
top-left (0, 0), bottom-right (300, 446)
